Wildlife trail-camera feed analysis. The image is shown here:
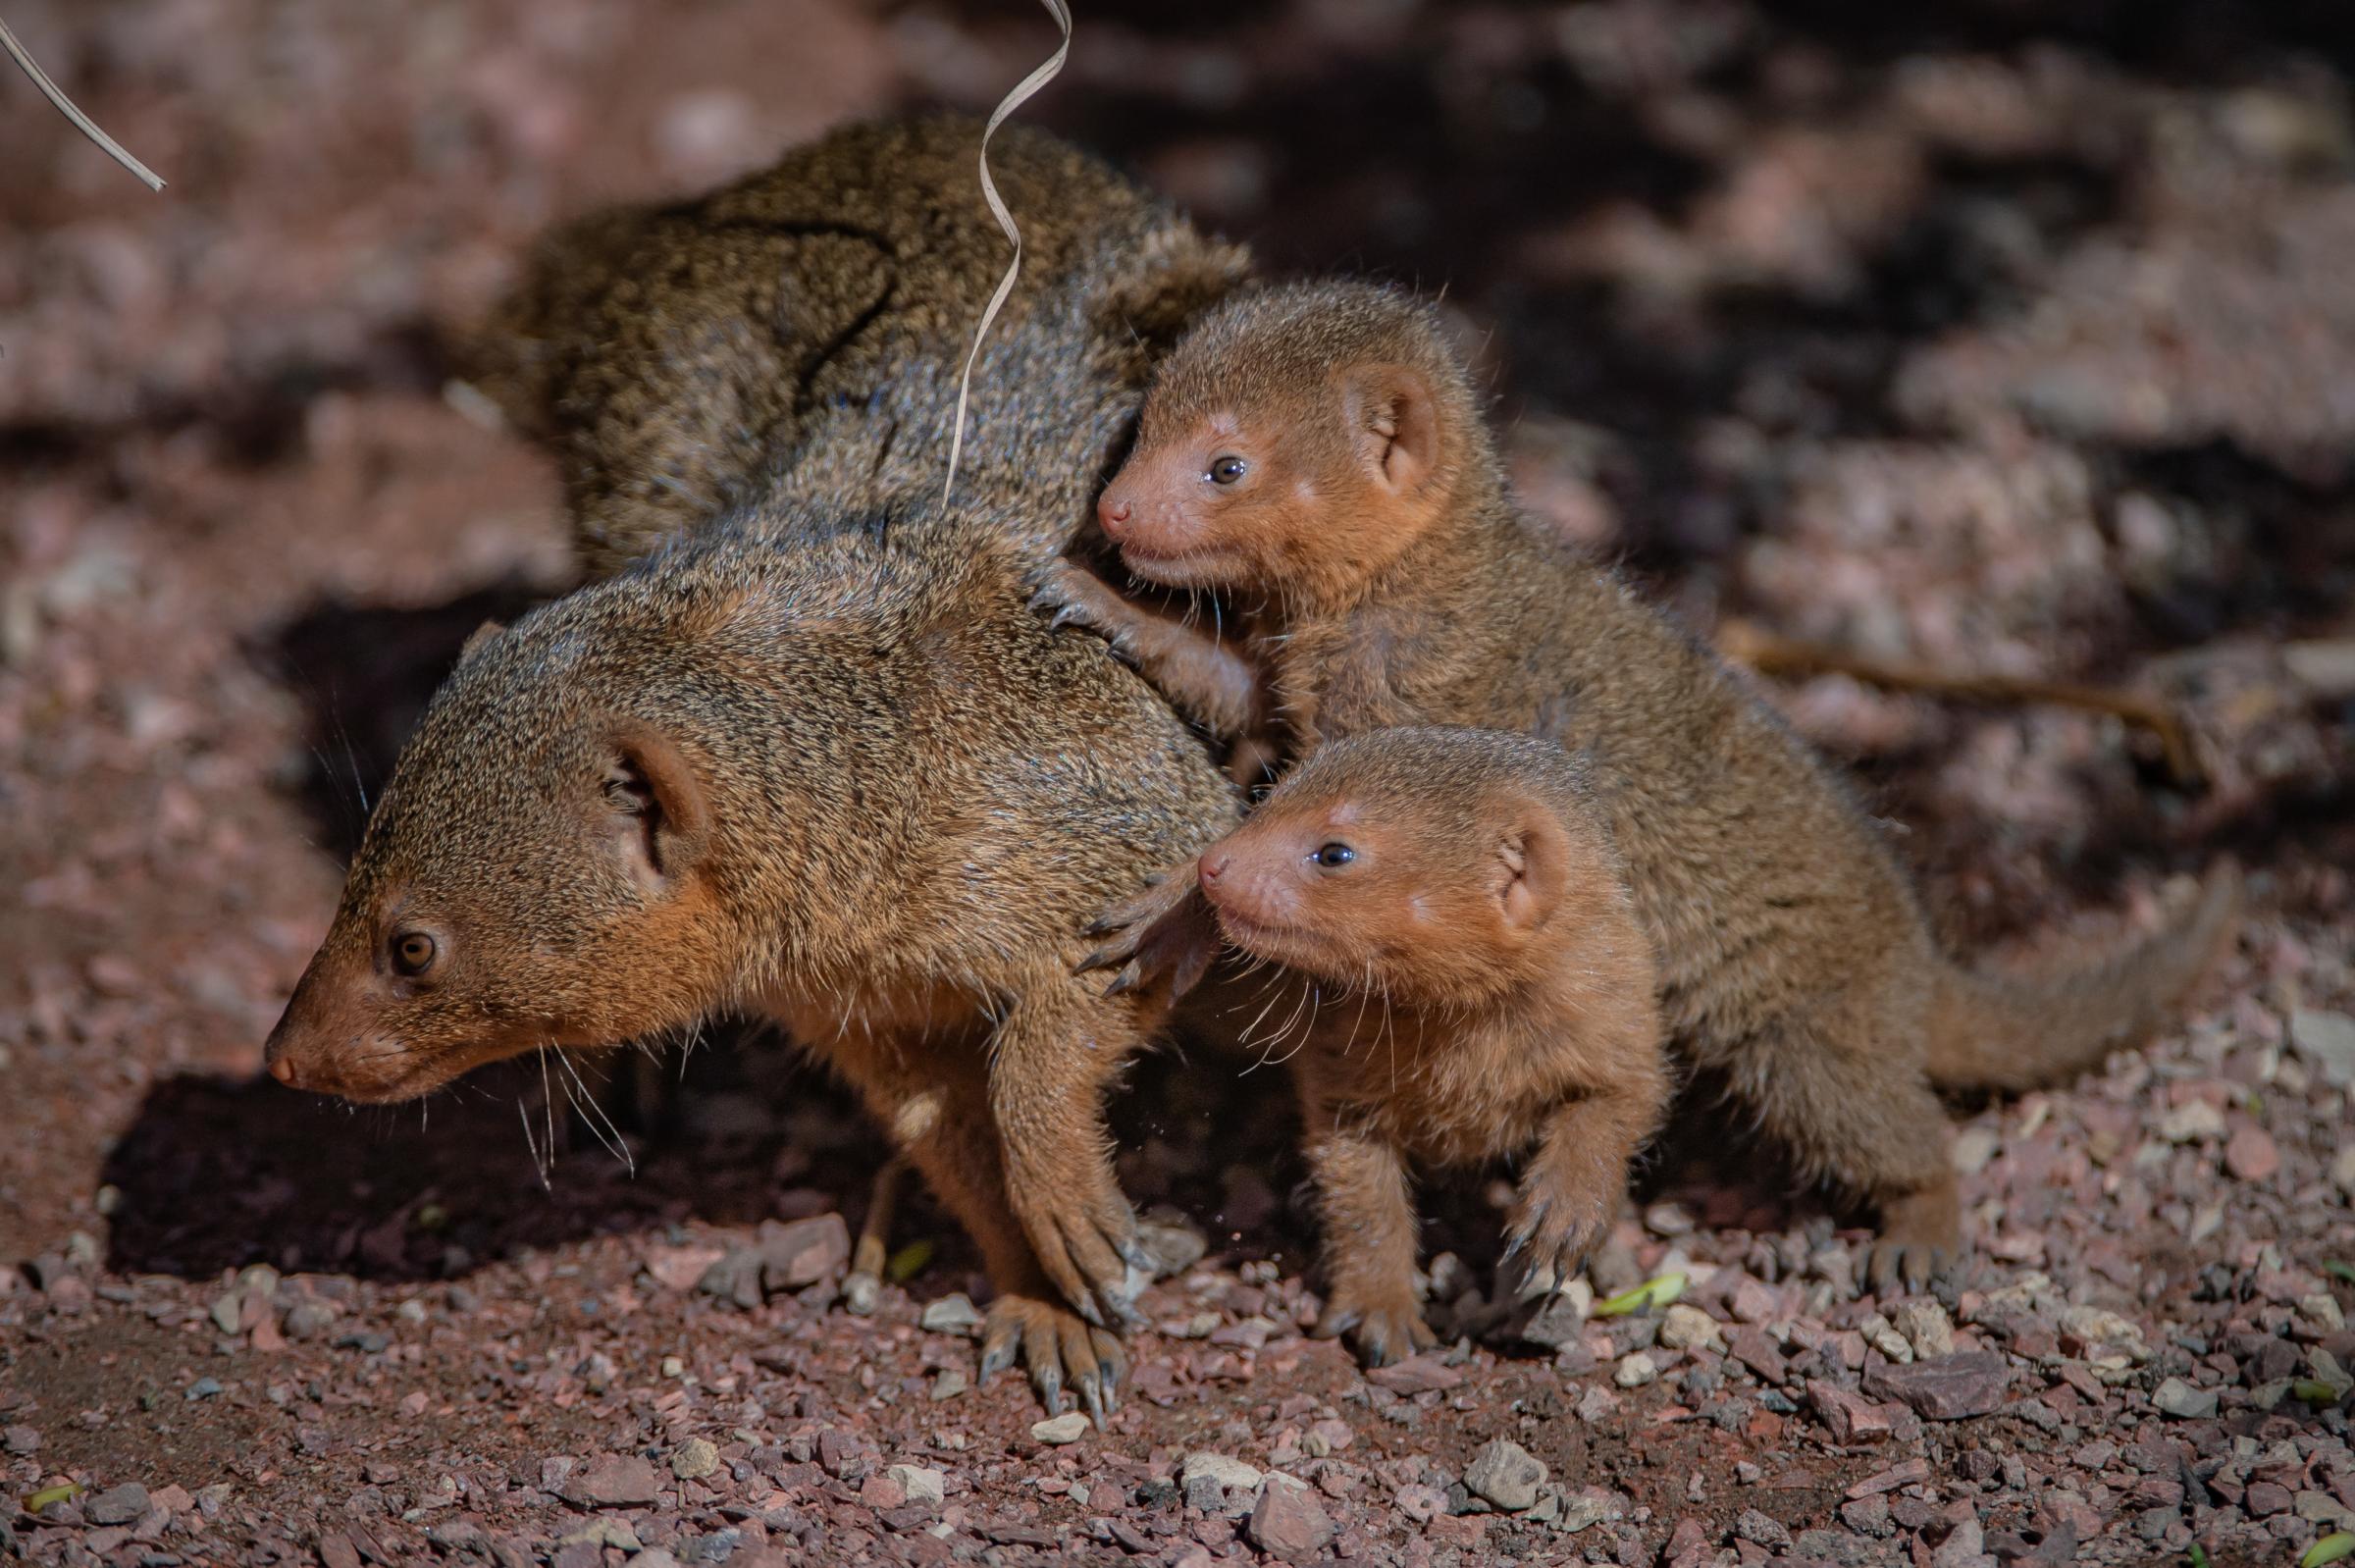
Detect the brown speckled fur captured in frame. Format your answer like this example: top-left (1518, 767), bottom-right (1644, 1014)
top-left (1057, 281), bottom-right (2243, 1291)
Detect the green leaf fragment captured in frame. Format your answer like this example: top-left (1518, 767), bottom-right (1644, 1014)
top-left (2324, 1261), bottom-right (2355, 1286)
top-left (2294, 1380), bottom-right (2348, 1406)
top-left (886, 1239), bottom-right (935, 1283)
top-left (2302, 1532), bottom-right (2355, 1568)
top-left (25, 1483), bottom-right (80, 1513)
top-left (1592, 1272), bottom-right (1687, 1318)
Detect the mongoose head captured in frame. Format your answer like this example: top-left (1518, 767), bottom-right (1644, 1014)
top-left (1194, 728), bottom-right (1605, 1004)
top-left (264, 590), bottom-right (748, 1103)
top-left (1093, 282), bottom-right (1486, 610)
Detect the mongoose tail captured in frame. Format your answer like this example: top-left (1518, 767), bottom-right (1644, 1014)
top-left (1926, 860), bottom-right (2242, 1094)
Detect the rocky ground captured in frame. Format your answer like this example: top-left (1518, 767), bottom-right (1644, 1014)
top-left (4, 1), bottom-right (2354, 1565)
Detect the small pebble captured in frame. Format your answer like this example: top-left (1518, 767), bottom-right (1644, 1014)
top-left (1030, 1412), bottom-right (1090, 1445)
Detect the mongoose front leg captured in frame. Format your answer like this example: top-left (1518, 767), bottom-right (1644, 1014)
top-left (1296, 1079), bottom-right (1435, 1368)
top-left (1076, 861), bottom-right (1222, 1002)
top-left (987, 966), bottom-right (1159, 1331)
top-left (821, 1033), bottom-right (1125, 1424)
top-left (1504, 1080), bottom-right (1661, 1299)
top-left (1030, 558), bottom-right (1265, 741)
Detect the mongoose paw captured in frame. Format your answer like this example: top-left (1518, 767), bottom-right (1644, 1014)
top-left (1499, 1194), bottom-right (1608, 1303)
top-left (1865, 1237), bottom-right (1951, 1296)
top-left (1865, 1179), bottom-right (1962, 1295)
top-left (1075, 862), bottom-right (1216, 1002)
top-left (1027, 560), bottom-right (1132, 651)
top-left (1012, 1176), bottom-right (1147, 1331)
top-left (978, 1294), bottom-right (1127, 1429)
top-left (1313, 1287), bottom-right (1439, 1370)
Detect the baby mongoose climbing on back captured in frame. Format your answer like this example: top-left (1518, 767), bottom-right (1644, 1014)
top-left (1190, 726), bottom-right (1665, 1367)
top-left (1040, 280), bottom-right (2243, 1290)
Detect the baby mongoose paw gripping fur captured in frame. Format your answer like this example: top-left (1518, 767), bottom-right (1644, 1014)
top-left (977, 1294), bottom-right (1127, 1431)
top-left (1312, 1284), bottom-right (1439, 1370)
top-left (1076, 862), bottom-right (1220, 1002)
top-left (1028, 559), bottom-right (1136, 653)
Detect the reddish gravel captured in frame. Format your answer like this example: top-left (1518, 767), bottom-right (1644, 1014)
top-left (4, 3), bottom-right (2354, 1567)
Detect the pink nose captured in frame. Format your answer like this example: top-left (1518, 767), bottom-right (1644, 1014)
top-left (1097, 494), bottom-right (1131, 538)
top-left (268, 1056), bottom-right (298, 1087)
top-left (1199, 852), bottom-right (1228, 886)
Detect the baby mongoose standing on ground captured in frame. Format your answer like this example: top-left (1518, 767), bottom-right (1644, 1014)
top-left (1041, 280), bottom-right (2242, 1290)
top-left (1189, 726), bottom-right (1666, 1366)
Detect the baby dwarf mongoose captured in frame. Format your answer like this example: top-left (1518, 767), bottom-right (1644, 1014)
top-left (1190, 726), bottom-right (1666, 1367)
top-left (1043, 280), bottom-right (2242, 1289)
top-left (269, 116), bottom-right (1259, 1415)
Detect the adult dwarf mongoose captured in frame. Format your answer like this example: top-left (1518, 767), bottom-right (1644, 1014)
top-left (1186, 726), bottom-right (1666, 1366)
top-left (1043, 280), bottom-right (2243, 1289)
top-left (270, 117), bottom-right (1256, 1412)
top-left (472, 113), bottom-right (1247, 578)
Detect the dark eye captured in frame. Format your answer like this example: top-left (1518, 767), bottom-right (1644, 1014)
top-left (1209, 455), bottom-right (1247, 485)
top-left (392, 932), bottom-right (438, 976)
top-left (1313, 843), bottom-right (1356, 869)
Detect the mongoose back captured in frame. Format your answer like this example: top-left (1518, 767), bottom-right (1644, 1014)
top-left (273, 118), bottom-right (1257, 1412)
top-left (1052, 280), bottom-right (2243, 1288)
top-left (1191, 727), bottom-right (1666, 1366)
top-left (473, 113), bottom-right (1248, 577)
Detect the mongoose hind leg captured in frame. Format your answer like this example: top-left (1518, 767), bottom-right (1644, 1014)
top-left (822, 1032), bottom-right (1122, 1420)
top-left (988, 966), bottom-right (1169, 1331)
top-left (842, 1155), bottom-right (911, 1318)
top-left (1296, 1077), bottom-right (1436, 1368)
top-left (1725, 1012), bottom-right (1960, 1294)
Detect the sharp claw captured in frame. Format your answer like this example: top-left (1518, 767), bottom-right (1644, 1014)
top-left (1497, 1232), bottom-right (1529, 1275)
top-left (1034, 1369), bottom-right (1064, 1416)
top-left (978, 1338), bottom-right (1016, 1385)
top-left (1079, 915), bottom-right (1122, 939)
top-left (1078, 1373), bottom-right (1107, 1431)
top-left (1103, 968), bottom-right (1137, 997)
top-left (1071, 1291), bottom-right (1105, 1330)
top-left (1074, 948), bottom-right (1118, 973)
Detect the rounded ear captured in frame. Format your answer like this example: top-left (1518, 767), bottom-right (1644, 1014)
top-left (1495, 803), bottom-right (1570, 932)
top-left (602, 726), bottom-right (710, 893)
top-left (458, 619), bottom-right (506, 664)
top-left (1341, 363), bottom-right (1439, 498)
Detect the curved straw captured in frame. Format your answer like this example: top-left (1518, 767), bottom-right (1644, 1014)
top-left (940, 0), bottom-right (1072, 504)
top-left (1, 15), bottom-right (166, 191)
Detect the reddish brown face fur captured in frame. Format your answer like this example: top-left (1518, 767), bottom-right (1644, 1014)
top-left (1193, 737), bottom-right (1576, 1005)
top-left (264, 616), bottom-right (740, 1104)
top-left (1093, 284), bottom-right (1466, 608)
